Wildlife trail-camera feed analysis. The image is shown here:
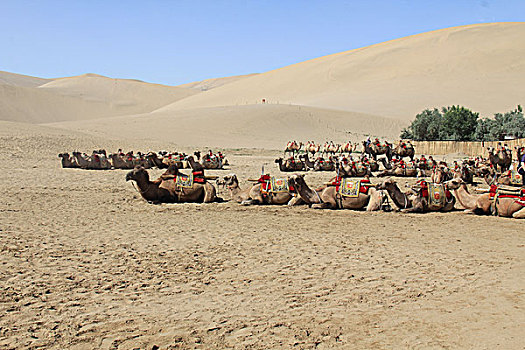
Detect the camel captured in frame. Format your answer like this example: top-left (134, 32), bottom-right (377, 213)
top-left (72, 151), bottom-right (111, 170)
top-left (109, 153), bottom-right (135, 169)
top-left (392, 141), bottom-right (415, 161)
top-left (453, 164), bottom-right (474, 184)
top-left (201, 155), bottom-right (223, 169)
top-left (58, 153), bottom-right (78, 168)
top-left (340, 142), bottom-right (357, 154)
top-left (376, 163), bottom-right (418, 177)
top-left (221, 174), bottom-right (252, 203)
top-left (487, 147), bottom-right (512, 172)
top-left (146, 152), bottom-right (169, 169)
top-left (492, 189), bottom-right (525, 219)
top-left (444, 178), bottom-right (492, 214)
top-left (299, 154), bottom-right (335, 171)
top-left (240, 175), bottom-right (302, 206)
top-left (377, 178), bottom-right (413, 211)
top-left (380, 178), bottom-right (455, 213)
top-left (339, 161), bottom-right (372, 177)
top-left (362, 141), bottom-right (392, 161)
top-left (305, 142), bottom-right (321, 156)
top-left (323, 141), bottom-right (340, 155)
top-left (285, 141), bottom-right (303, 155)
top-left (431, 165), bottom-right (453, 184)
top-left (275, 157), bottom-right (305, 172)
top-left (126, 167), bottom-right (220, 203)
top-left (288, 174), bottom-right (383, 210)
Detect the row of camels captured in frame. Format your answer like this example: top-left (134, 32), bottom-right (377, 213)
top-left (285, 139), bottom-right (415, 161)
top-left (126, 163), bottom-right (524, 218)
top-left (58, 150), bottom-right (228, 170)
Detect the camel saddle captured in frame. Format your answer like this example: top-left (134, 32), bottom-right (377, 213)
top-left (491, 185), bottom-right (525, 207)
top-left (334, 177), bottom-right (370, 197)
top-left (174, 170), bottom-right (205, 188)
top-left (419, 180), bottom-right (452, 210)
top-left (258, 175), bottom-right (293, 194)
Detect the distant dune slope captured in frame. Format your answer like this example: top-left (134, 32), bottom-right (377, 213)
top-left (0, 73), bottom-right (199, 123)
top-left (0, 71), bottom-right (52, 88)
top-left (178, 73), bottom-right (259, 91)
top-left (159, 23), bottom-right (525, 120)
top-left (48, 104), bottom-right (405, 149)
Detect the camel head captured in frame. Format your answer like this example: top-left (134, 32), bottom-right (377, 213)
top-left (287, 174), bottom-right (305, 193)
top-left (222, 174), bottom-right (238, 188)
top-left (444, 178), bottom-right (463, 190)
top-left (126, 166), bottom-right (148, 182)
top-left (274, 158), bottom-right (283, 164)
top-left (378, 178), bottom-right (396, 190)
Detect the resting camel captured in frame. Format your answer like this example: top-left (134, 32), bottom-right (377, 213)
top-left (492, 190), bottom-right (525, 218)
top-left (58, 153), bottom-right (78, 168)
top-left (340, 142), bottom-right (357, 154)
top-left (288, 174), bottom-right (383, 210)
top-left (145, 152), bottom-right (169, 169)
top-left (275, 157), bottom-right (305, 172)
top-left (431, 165), bottom-right (453, 184)
top-left (240, 175), bottom-right (302, 206)
top-left (362, 141), bottom-right (392, 161)
top-left (376, 163), bottom-right (418, 177)
top-left (72, 151), bottom-right (111, 170)
top-left (444, 178), bottom-right (492, 215)
top-left (300, 154), bottom-right (335, 171)
top-left (339, 161), bottom-right (372, 177)
top-left (379, 178), bottom-right (455, 213)
top-left (392, 141), bottom-right (415, 161)
top-left (487, 147), bottom-right (512, 172)
top-left (126, 167), bottom-right (219, 203)
top-left (453, 164), bottom-right (474, 184)
top-left (221, 174), bottom-right (252, 203)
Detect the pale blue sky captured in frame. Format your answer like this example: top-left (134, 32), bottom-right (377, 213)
top-left (1, 0), bottom-right (523, 85)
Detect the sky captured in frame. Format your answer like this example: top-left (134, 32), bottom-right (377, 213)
top-left (1, 0), bottom-right (524, 85)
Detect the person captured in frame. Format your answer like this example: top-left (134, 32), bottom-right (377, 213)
top-left (365, 136), bottom-right (371, 147)
top-left (518, 148), bottom-right (525, 186)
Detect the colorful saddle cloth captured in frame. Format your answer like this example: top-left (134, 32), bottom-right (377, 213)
top-left (427, 183), bottom-right (446, 210)
top-left (339, 178), bottom-right (360, 197)
top-left (259, 175), bottom-right (291, 194)
top-left (175, 173), bottom-right (194, 188)
top-left (353, 162), bottom-right (367, 174)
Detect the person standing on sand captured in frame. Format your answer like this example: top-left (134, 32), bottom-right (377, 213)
top-left (518, 149), bottom-right (525, 186)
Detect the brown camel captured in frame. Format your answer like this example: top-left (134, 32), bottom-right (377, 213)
top-left (339, 161), bottom-right (372, 177)
top-left (300, 154), bottom-right (335, 171)
top-left (377, 178), bottom-right (413, 210)
top-left (289, 174), bottom-right (383, 210)
top-left (146, 152), bottom-right (169, 169)
top-left (305, 142), bottom-right (320, 156)
top-left (126, 167), bottom-right (220, 203)
top-left (407, 180), bottom-right (456, 213)
top-left (392, 141), bottom-right (415, 161)
top-left (362, 141), bottom-right (392, 161)
top-left (275, 157), bottom-right (305, 172)
top-left (487, 147), bottom-right (512, 172)
top-left (72, 151), bottom-right (111, 170)
top-left (58, 153), bottom-right (78, 168)
top-left (285, 141), bottom-right (303, 155)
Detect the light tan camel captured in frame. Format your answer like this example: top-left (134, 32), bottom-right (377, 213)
top-left (58, 153), bottom-right (78, 168)
top-left (444, 178), bottom-right (492, 214)
top-left (221, 174), bottom-right (252, 203)
top-left (288, 174), bottom-right (383, 210)
top-left (240, 176), bottom-right (303, 206)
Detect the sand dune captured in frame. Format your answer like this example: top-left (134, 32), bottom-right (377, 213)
top-left (0, 73), bottom-right (199, 123)
top-left (48, 104), bottom-right (405, 149)
top-left (178, 73), bottom-right (259, 91)
top-left (160, 22), bottom-right (525, 120)
top-left (0, 70), bottom-right (52, 88)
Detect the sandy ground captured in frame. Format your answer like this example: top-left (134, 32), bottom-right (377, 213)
top-left (0, 126), bottom-right (523, 349)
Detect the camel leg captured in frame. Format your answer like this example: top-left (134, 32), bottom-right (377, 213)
top-left (288, 196), bottom-right (303, 206)
top-left (512, 207), bottom-right (525, 219)
top-left (203, 183), bottom-right (217, 203)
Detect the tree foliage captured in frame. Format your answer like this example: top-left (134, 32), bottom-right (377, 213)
top-left (402, 105), bottom-right (524, 141)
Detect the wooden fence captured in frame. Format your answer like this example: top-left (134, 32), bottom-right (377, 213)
top-left (411, 138), bottom-right (525, 157)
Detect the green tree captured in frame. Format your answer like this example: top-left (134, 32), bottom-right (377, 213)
top-left (403, 108), bottom-right (443, 140)
top-left (441, 105), bottom-right (479, 141)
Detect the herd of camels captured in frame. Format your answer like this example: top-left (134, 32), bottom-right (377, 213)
top-left (59, 140), bottom-right (525, 219)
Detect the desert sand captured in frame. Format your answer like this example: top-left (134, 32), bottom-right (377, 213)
top-left (1, 22), bottom-right (524, 349)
